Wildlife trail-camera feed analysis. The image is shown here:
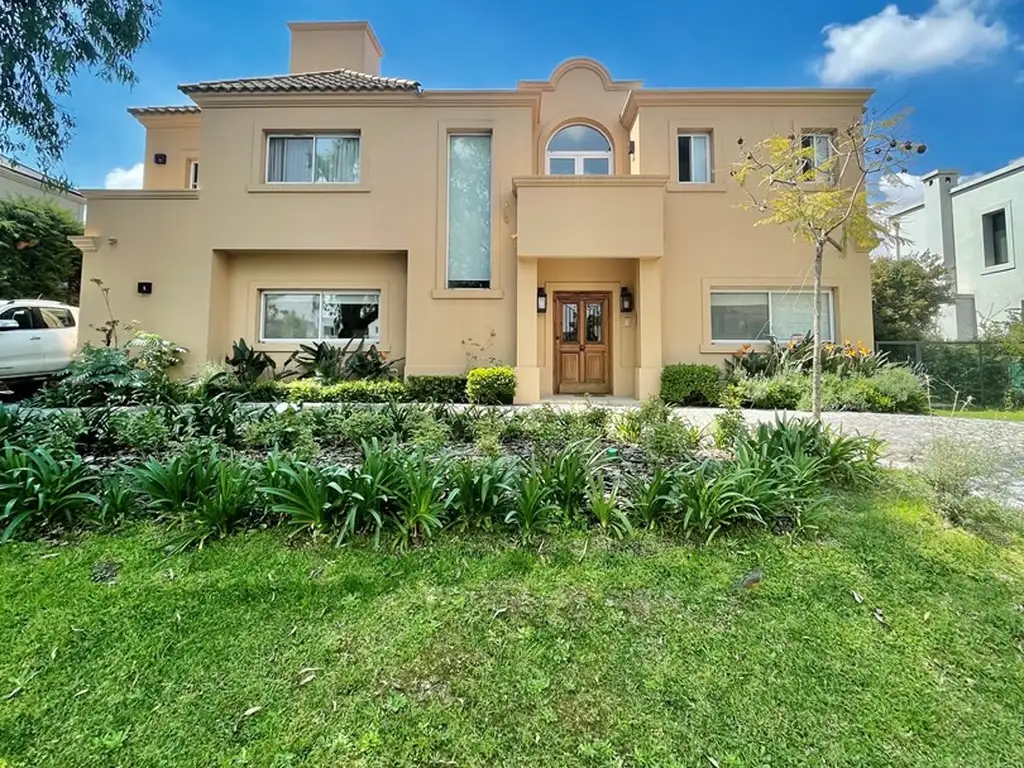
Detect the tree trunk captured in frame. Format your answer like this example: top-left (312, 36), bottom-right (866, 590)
top-left (811, 244), bottom-right (824, 418)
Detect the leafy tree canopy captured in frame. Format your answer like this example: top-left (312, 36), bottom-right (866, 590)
top-left (0, 0), bottom-right (160, 176)
top-left (872, 252), bottom-right (956, 341)
top-left (0, 197), bottom-right (85, 304)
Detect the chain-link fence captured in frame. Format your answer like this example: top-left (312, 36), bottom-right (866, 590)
top-left (877, 340), bottom-right (1024, 408)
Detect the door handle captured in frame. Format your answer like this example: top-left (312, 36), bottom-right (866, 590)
top-left (29, 336), bottom-right (42, 341)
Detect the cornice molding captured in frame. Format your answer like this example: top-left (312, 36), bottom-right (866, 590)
top-left (79, 189), bottom-right (200, 201)
top-left (67, 235), bottom-right (100, 252)
top-left (191, 90), bottom-right (540, 110)
top-left (620, 88), bottom-right (875, 127)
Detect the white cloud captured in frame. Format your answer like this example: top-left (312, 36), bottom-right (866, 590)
top-left (879, 171), bottom-right (926, 207)
top-left (818, 1), bottom-right (1010, 85)
top-left (104, 163), bottom-right (144, 189)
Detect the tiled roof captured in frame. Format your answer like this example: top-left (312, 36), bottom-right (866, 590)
top-left (128, 106), bottom-right (201, 115)
top-left (178, 68), bottom-right (420, 94)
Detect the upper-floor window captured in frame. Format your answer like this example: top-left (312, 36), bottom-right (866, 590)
top-left (678, 133), bottom-right (711, 183)
top-left (801, 132), bottom-right (835, 182)
top-left (447, 133), bottom-right (492, 289)
top-left (188, 160), bottom-right (200, 190)
top-left (546, 124), bottom-right (612, 175)
top-left (983, 209), bottom-right (1009, 267)
top-left (266, 134), bottom-right (360, 184)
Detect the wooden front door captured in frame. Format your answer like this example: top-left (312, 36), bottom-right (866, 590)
top-left (555, 292), bottom-right (611, 394)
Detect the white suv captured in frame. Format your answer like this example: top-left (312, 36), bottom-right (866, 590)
top-left (0, 299), bottom-right (80, 385)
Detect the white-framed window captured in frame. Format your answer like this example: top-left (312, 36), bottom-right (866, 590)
top-left (983, 208), bottom-right (1010, 267)
top-left (710, 290), bottom-right (835, 343)
top-left (259, 290), bottom-right (380, 343)
top-left (678, 133), bottom-right (711, 183)
top-left (801, 132), bottom-right (835, 181)
top-left (546, 124), bottom-right (612, 176)
top-left (188, 160), bottom-right (200, 190)
top-left (447, 132), bottom-right (493, 289)
top-left (265, 134), bottom-right (360, 184)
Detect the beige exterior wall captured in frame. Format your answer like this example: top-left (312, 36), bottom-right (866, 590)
top-left (76, 21), bottom-right (874, 402)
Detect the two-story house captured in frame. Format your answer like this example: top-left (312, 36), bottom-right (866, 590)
top-left (890, 158), bottom-right (1023, 340)
top-left (75, 19), bottom-right (874, 403)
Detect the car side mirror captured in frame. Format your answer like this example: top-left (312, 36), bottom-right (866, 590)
top-left (0, 319), bottom-right (21, 331)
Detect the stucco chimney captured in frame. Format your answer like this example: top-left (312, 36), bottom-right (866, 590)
top-left (921, 169), bottom-right (960, 274)
top-left (288, 21), bottom-right (383, 75)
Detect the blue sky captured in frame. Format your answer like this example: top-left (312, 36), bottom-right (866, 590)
top-left (54, 0), bottom-right (1024, 203)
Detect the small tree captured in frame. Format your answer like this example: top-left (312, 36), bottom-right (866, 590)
top-left (0, 196), bottom-right (85, 303)
top-left (872, 251), bottom-right (955, 340)
top-left (732, 113), bottom-right (926, 416)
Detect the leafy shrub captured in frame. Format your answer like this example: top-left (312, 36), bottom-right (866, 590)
top-left (586, 474), bottom-right (631, 538)
top-left (127, 332), bottom-right (188, 372)
top-left (34, 345), bottom-right (183, 407)
top-left (661, 364), bottom-right (721, 405)
top-left (623, 467), bottom-right (674, 529)
top-left (164, 459), bottom-right (258, 554)
top-left (640, 418), bottom-right (702, 461)
top-left (800, 369), bottom-right (928, 414)
top-left (109, 408), bottom-right (172, 453)
top-left (917, 437), bottom-right (1004, 525)
top-left (733, 372), bottom-right (807, 410)
top-left (243, 407), bottom-right (318, 460)
top-left (408, 413), bottom-right (451, 453)
top-left (288, 339), bottom-right (402, 382)
top-left (536, 438), bottom-right (612, 518)
top-left (225, 339), bottom-right (276, 384)
top-left (260, 460), bottom-right (340, 540)
top-left (520, 405), bottom-right (609, 444)
top-left (506, 471), bottom-right (560, 540)
top-left (242, 380), bottom-right (288, 402)
top-left (669, 462), bottom-right (771, 543)
top-left (712, 395), bottom-right (748, 449)
top-left (405, 375), bottom-right (468, 403)
top-left (467, 366), bottom-right (516, 405)
top-left (614, 397), bottom-right (671, 443)
top-left (388, 453), bottom-right (452, 550)
top-left (0, 446), bottom-right (100, 541)
top-left (338, 409), bottom-right (393, 444)
top-left (281, 379), bottom-right (408, 403)
top-left (132, 446), bottom-right (225, 516)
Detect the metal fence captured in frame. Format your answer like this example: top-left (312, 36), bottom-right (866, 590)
top-left (877, 340), bottom-right (1024, 408)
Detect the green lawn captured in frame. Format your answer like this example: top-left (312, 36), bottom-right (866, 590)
top-left (934, 408), bottom-right (1024, 422)
top-left (1, 493), bottom-right (1022, 767)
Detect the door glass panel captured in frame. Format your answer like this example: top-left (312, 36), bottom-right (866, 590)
top-left (549, 157), bottom-right (575, 175)
top-left (585, 302), bottom-right (603, 343)
top-left (582, 157), bottom-right (610, 175)
top-left (561, 302), bottom-right (578, 343)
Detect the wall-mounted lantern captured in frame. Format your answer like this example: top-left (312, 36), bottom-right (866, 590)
top-left (537, 287), bottom-right (548, 313)
top-left (620, 286), bottom-right (634, 313)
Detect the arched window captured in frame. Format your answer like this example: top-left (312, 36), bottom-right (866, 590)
top-left (545, 124), bottom-right (612, 175)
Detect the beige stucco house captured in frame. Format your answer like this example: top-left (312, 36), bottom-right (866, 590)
top-left (75, 20), bottom-right (874, 403)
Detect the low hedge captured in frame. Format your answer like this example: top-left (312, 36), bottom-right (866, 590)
top-left (467, 366), bottom-right (516, 405)
top-left (661, 364), bottom-right (722, 406)
top-left (220, 379), bottom-right (409, 403)
top-left (405, 375), bottom-right (468, 403)
top-left (731, 368), bottom-right (928, 414)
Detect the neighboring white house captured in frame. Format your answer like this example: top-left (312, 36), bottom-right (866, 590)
top-left (891, 158), bottom-right (1023, 340)
top-left (0, 156), bottom-right (85, 222)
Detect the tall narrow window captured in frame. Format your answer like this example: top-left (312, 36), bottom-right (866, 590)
top-left (447, 133), bottom-right (492, 289)
top-left (188, 160), bottom-right (200, 190)
top-left (983, 209), bottom-right (1009, 267)
top-left (801, 132), bottom-right (834, 181)
top-left (678, 133), bottom-right (711, 183)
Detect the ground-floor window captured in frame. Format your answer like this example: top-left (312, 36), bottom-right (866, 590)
top-left (259, 290), bottom-right (380, 343)
top-left (710, 290), bottom-right (834, 342)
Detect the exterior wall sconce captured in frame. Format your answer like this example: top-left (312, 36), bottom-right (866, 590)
top-left (620, 286), bottom-right (634, 313)
top-left (628, 140), bottom-right (636, 156)
top-left (537, 287), bottom-right (548, 313)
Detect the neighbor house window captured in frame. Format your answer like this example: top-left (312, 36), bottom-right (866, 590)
top-left (983, 209), bottom-right (1009, 267)
top-left (710, 290), bottom-right (834, 342)
top-left (266, 134), bottom-right (360, 183)
top-left (447, 133), bottom-right (492, 289)
top-left (801, 132), bottom-right (835, 181)
top-left (259, 290), bottom-right (380, 343)
top-left (678, 133), bottom-right (711, 183)
top-left (188, 160), bottom-right (200, 190)
top-left (546, 124), bottom-right (612, 175)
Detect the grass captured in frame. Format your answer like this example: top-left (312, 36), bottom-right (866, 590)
top-left (933, 408), bottom-right (1024, 422)
top-left (1, 492), bottom-right (1023, 767)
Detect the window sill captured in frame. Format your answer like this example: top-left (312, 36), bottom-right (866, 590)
top-left (668, 182), bottom-right (728, 194)
top-left (431, 288), bottom-right (504, 300)
top-left (247, 183), bottom-right (371, 194)
top-left (981, 263), bottom-right (1015, 275)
